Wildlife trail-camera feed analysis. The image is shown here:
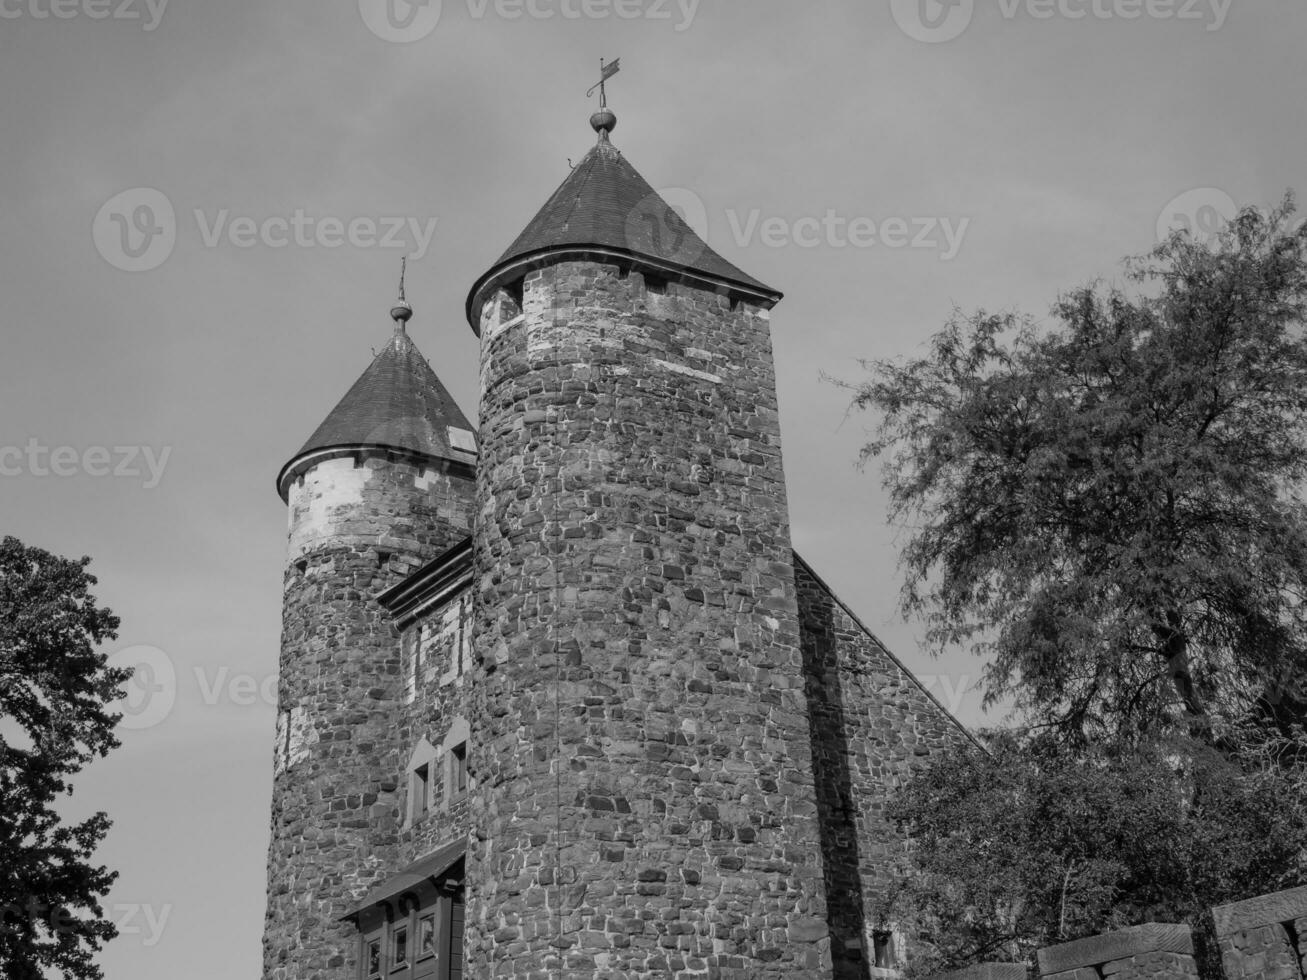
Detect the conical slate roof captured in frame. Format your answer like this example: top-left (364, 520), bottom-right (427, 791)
top-left (277, 328), bottom-right (476, 499)
top-left (466, 135), bottom-right (781, 329)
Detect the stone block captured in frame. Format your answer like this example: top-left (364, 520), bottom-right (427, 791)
top-left (1213, 887), bottom-right (1307, 939)
top-left (1212, 887), bottom-right (1307, 980)
top-left (1037, 924), bottom-right (1195, 979)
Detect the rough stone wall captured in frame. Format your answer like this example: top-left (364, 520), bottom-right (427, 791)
top-left (1212, 886), bottom-right (1307, 980)
top-left (1217, 927), bottom-right (1300, 980)
top-left (466, 262), bottom-right (833, 979)
top-left (285, 455), bottom-right (475, 564)
top-left (795, 557), bottom-right (973, 978)
top-left (263, 454), bottom-right (474, 980)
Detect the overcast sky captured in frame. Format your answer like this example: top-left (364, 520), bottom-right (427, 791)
top-left (2, 1), bottom-right (1304, 977)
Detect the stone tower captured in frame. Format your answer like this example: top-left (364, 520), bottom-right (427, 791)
top-left (263, 298), bottom-right (477, 980)
top-left (462, 109), bottom-right (833, 977)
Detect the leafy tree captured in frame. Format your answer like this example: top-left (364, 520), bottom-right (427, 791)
top-left (852, 197), bottom-right (1307, 742)
top-left (0, 536), bottom-right (130, 980)
top-left (884, 729), bottom-right (1307, 976)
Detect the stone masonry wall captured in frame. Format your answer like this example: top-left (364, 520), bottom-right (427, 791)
top-left (395, 588), bottom-right (475, 866)
top-left (795, 556), bottom-right (974, 979)
top-left (1212, 886), bottom-right (1307, 980)
top-left (263, 454), bottom-right (474, 980)
top-left (1037, 924), bottom-right (1198, 980)
top-left (466, 262), bottom-right (833, 979)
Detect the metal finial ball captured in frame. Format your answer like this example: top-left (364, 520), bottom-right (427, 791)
top-left (590, 108), bottom-right (617, 135)
top-left (391, 300), bottom-right (413, 324)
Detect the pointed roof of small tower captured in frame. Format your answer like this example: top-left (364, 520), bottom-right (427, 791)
top-left (466, 108), bottom-right (781, 330)
top-left (277, 282), bottom-right (476, 500)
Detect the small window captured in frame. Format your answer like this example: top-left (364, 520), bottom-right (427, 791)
top-left (504, 278), bottom-right (524, 311)
top-left (418, 914), bottom-right (436, 961)
top-left (447, 427), bottom-right (477, 454)
top-left (366, 938), bottom-right (381, 978)
top-left (452, 742), bottom-right (468, 797)
top-left (391, 925), bottom-right (408, 969)
top-left (409, 625), bottom-right (422, 700)
top-left (456, 597), bottom-right (468, 678)
top-left (873, 930), bottom-right (896, 969)
top-left (413, 763), bottom-right (430, 819)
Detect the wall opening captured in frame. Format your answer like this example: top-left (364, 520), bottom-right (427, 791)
top-left (449, 742), bottom-right (468, 800)
top-left (403, 738), bottom-right (438, 828)
top-left (504, 277), bottom-right (524, 311)
top-left (872, 930), bottom-right (898, 971)
top-left (412, 763), bottom-right (430, 820)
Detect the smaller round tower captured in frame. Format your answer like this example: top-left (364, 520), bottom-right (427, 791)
top-left (262, 287), bottom-right (477, 980)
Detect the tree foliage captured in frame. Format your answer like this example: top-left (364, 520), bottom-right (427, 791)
top-left (885, 730), bottom-right (1307, 976)
top-left (854, 198), bottom-right (1307, 741)
top-left (0, 536), bottom-right (129, 980)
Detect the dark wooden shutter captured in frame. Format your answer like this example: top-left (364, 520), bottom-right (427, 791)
top-left (447, 898), bottom-right (465, 980)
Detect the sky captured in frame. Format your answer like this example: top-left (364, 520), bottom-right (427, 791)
top-left (1, 1), bottom-right (1304, 977)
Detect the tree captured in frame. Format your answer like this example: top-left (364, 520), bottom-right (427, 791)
top-left (0, 536), bottom-right (130, 980)
top-left (884, 730), bottom-right (1307, 976)
top-left (852, 197), bottom-right (1307, 743)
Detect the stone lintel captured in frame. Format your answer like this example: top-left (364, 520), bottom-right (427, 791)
top-left (931, 963), bottom-right (1029, 980)
top-left (1212, 885), bottom-right (1307, 938)
top-left (1037, 924), bottom-right (1193, 975)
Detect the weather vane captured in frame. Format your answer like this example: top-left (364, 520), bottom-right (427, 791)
top-left (586, 57), bottom-right (621, 109)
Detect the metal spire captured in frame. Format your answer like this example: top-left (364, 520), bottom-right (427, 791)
top-left (587, 57), bottom-right (620, 139)
top-left (391, 256), bottom-right (413, 330)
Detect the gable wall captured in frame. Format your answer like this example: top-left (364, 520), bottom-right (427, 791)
top-left (796, 556), bottom-right (975, 979)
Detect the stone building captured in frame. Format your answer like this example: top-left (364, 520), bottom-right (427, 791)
top-left (262, 105), bottom-right (974, 980)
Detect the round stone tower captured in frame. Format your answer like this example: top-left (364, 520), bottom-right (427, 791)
top-left (462, 114), bottom-right (833, 978)
top-left (263, 296), bottom-right (477, 980)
